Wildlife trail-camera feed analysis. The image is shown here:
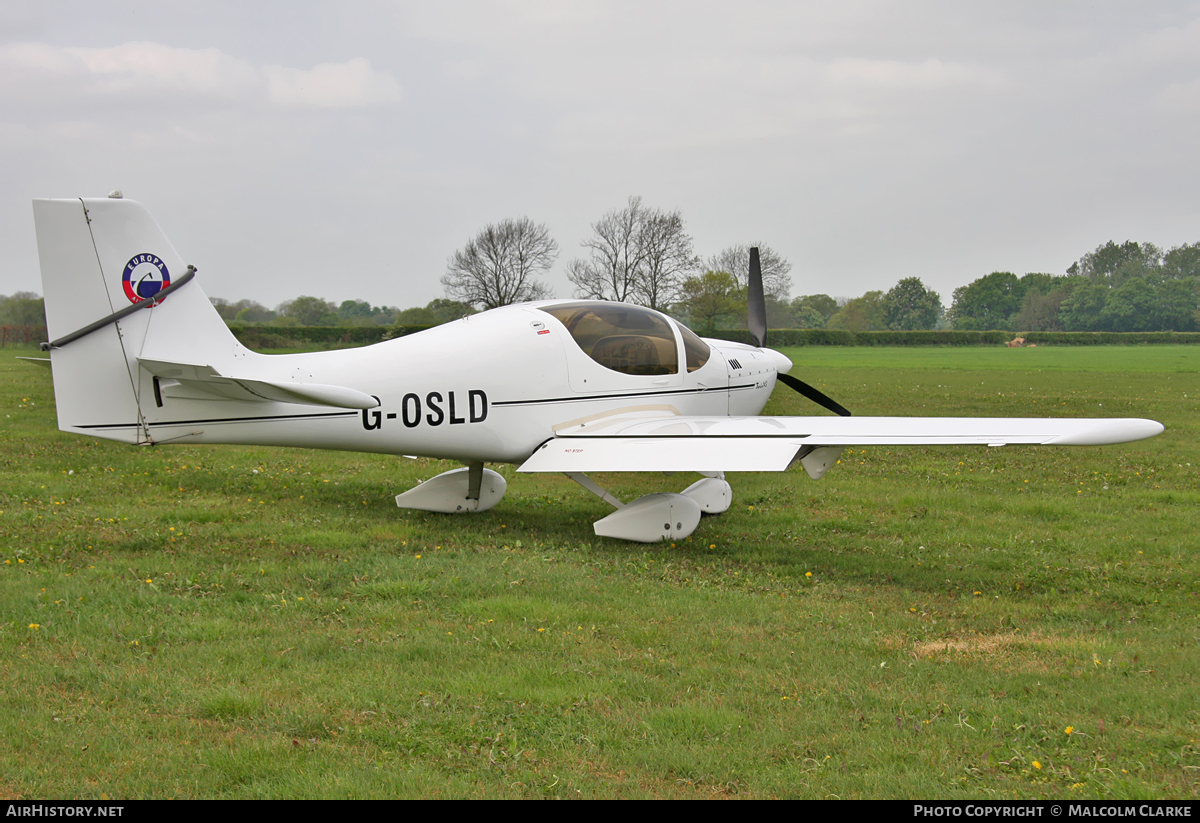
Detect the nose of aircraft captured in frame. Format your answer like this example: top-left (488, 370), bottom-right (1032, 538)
top-left (762, 347), bottom-right (793, 375)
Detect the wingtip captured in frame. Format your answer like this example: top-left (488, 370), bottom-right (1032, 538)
top-left (1044, 419), bottom-right (1164, 446)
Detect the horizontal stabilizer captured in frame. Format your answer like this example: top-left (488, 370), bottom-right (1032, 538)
top-left (17, 357), bottom-right (53, 369)
top-left (139, 358), bottom-right (379, 410)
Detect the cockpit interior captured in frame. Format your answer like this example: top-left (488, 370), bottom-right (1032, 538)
top-left (538, 302), bottom-right (711, 375)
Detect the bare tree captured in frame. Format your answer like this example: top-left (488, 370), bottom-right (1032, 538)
top-left (567, 196), bottom-right (649, 304)
top-left (638, 209), bottom-right (699, 310)
top-left (442, 217), bottom-right (557, 309)
top-left (706, 244), bottom-right (793, 301)
top-left (567, 196), bottom-right (699, 310)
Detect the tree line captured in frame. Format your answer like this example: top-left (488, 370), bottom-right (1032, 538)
top-left (440, 198), bottom-right (1197, 333)
top-left (0, 290), bottom-right (478, 334)
top-left (4, 204), bottom-right (1196, 336)
top-left (947, 241), bottom-right (1200, 332)
top-left (208, 296), bottom-right (475, 327)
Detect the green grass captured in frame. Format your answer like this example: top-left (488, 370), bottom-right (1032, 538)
top-left (1, 345), bottom-right (1197, 798)
top-left (785, 343), bottom-right (1200, 373)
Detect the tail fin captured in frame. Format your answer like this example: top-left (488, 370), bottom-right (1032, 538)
top-left (33, 197), bottom-right (237, 443)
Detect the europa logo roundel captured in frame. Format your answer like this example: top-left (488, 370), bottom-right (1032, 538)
top-left (122, 253), bottom-right (171, 304)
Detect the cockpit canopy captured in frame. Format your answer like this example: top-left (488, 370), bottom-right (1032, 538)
top-left (538, 302), bottom-right (710, 375)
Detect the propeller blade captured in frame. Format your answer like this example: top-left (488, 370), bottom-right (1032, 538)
top-left (747, 243), bottom-right (849, 416)
top-left (747, 246), bottom-right (766, 348)
top-left (777, 372), bottom-right (852, 417)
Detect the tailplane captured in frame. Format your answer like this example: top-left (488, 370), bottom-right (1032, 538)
top-left (33, 197), bottom-right (238, 443)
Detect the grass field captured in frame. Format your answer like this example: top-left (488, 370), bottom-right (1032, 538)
top-left (1, 345), bottom-right (1196, 799)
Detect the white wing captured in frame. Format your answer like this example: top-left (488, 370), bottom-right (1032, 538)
top-left (518, 413), bottom-right (1164, 474)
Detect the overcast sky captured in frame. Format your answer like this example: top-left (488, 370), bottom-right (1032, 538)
top-left (4, 1), bottom-right (1198, 311)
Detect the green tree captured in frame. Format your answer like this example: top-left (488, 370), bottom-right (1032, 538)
top-left (1163, 243), bottom-right (1200, 280)
top-left (209, 297), bottom-right (236, 321)
top-left (1151, 278), bottom-right (1199, 330)
top-left (677, 271), bottom-right (742, 333)
top-left (393, 305), bottom-right (435, 325)
top-left (1018, 272), bottom-right (1061, 295)
top-left (216, 299), bottom-right (276, 323)
top-left (1100, 278), bottom-right (1156, 332)
top-left (764, 295), bottom-right (792, 329)
top-left (337, 299), bottom-right (381, 324)
top-left (791, 304), bottom-right (827, 329)
top-left (393, 299), bottom-right (477, 327)
top-left (827, 291), bottom-right (886, 332)
top-left (791, 294), bottom-right (837, 326)
top-left (883, 277), bottom-right (942, 330)
top-left (1012, 286), bottom-right (1071, 331)
top-left (1069, 241), bottom-right (1161, 285)
top-left (424, 298), bottom-right (476, 324)
top-left (1059, 282), bottom-right (1110, 331)
top-left (948, 272), bottom-right (1023, 330)
top-left (1009, 273), bottom-right (1073, 331)
top-left (277, 295), bottom-right (338, 326)
top-left (0, 292), bottom-right (47, 326)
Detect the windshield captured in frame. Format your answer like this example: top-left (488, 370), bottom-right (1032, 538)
top-left (675, 321), bottom-right (711, 373)
top-left (539, 302), bottom-right (679, 375)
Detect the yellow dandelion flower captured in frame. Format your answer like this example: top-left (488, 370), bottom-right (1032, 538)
top-left (805, 572), bottom-right (812, 578)
top-left (28, 623), bottom-right (39, 630)
top-left (1032, 761), bottom-right (1042, 770)
top-left (1065, 726), bottom-right (1074, 735)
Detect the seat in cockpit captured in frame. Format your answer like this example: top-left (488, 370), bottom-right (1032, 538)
top-left (590, 334), bottom-right (675, 375)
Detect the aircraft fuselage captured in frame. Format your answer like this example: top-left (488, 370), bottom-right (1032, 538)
top-left (111, 301), bottom-right (789, 464)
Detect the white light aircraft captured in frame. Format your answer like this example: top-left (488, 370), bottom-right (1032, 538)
top-left (31, 196), bottom-right (1164, 542)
